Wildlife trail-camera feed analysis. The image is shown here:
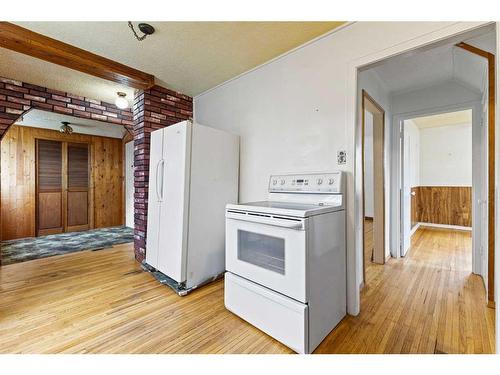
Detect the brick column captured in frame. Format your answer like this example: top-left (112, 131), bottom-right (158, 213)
top-left (132, 86), bottom-right (193, 262)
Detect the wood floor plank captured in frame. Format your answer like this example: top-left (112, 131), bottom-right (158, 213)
top-left (0, 226), bottom-right (495, 354)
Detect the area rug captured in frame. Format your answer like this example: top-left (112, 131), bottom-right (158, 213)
top-left (1, 226), bottom-right (134, 265)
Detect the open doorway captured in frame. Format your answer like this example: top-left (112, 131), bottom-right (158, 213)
top-left (401, 110), bottom-right (475, 263)
top-left (355, 25), bottom-right (495, 353)
top-left (362, 90), bottom-right (386, 285)
top-left (0, 110), bottom-right (134, 265)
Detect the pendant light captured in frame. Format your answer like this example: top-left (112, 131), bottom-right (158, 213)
top-left (115, 92), bottom-right (129, 109)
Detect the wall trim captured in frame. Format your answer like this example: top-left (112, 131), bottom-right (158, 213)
top-left (418, 222), bottom-right (472, 231)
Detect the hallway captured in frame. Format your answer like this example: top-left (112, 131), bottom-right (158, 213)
top-left (0, 227), bottom-right (495, 353)
top-left (317, 226), bottom-right (495, 353)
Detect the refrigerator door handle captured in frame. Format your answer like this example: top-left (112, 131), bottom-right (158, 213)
top-left (160, 159), bottom-right (165, 202)
top-left (156, 159), bottom-right (165, 202)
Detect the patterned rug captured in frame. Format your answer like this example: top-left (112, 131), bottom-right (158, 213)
top-left (1, 226), bottom-right (134, 265)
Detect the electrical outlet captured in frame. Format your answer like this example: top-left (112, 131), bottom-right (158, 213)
top-left (337, 150), bottom-right (347, 165)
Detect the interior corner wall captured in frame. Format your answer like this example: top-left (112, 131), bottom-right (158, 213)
top-left (132, 86), bottom-right (193, 262)
top-left (193, 21), bottom-right (489, 315)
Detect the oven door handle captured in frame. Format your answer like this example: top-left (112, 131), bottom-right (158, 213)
top-left (226, 212), bottom-right (304, 230)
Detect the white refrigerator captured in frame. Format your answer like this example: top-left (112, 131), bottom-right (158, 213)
top-left (145, 120), bottom-right (239, 290)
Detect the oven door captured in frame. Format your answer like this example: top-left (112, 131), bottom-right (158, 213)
top-left (225, 210), bottom-right (307, 303)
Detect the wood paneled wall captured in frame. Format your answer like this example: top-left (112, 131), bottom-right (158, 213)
top-left (1, 125), bottom-right (124, 240)
top-left (413, 186), bottom-right (472, 227)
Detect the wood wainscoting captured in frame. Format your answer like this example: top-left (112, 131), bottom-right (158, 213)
top-left (1, 125), bottom-right (124, 241)
top-left (413, 186), bottom-right (472, 227)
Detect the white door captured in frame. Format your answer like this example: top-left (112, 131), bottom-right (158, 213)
top-left (401, 123), bottom-right (411, 256)
top-left (145, 128), bottom-right (165, 268)
top-left (225, 212), bottom-right (307, 303)
top-left (125, 141), bottom-right (135, 228)
top-left (156, 121), bottom-right (191, 282)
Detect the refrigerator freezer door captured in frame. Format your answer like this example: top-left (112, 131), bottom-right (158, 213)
top-left (145, 128), bottom-right (164, 268)
top-left (156, 121), bottom-right (191, 283)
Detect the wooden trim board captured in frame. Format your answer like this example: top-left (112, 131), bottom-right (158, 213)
top-left (456, 42), bottom-right (495, 307)
top-left (0, 22), bottom-right (155, 89)
top-left (361, 89), bottom-right (386, 285)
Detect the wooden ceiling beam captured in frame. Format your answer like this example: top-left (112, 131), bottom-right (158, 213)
top-left (0, 22), bottom-right (155, 90)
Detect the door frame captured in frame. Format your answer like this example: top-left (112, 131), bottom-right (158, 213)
top-left (123, 139), bottom-right (134, 228)
top-left (35, 136), bottom-right (94, 235)
top-left (361, 90), bottom-right (386, 286)
top-left (455, 42), bottom-right (496, 308)
top-left (391, 101), bottom-right (485, 274)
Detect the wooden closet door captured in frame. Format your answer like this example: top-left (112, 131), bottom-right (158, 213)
top-left (66, 143), bottom-right (90, 232)
top-left (37, 139), bottom-right (63, 236)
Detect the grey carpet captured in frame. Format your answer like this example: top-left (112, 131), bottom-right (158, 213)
top-left (1, 226), bottom-right (134, 265)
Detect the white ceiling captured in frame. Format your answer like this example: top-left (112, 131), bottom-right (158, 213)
top-left (409, 109), bottom-right (472, 129)
top-left (367, 30), bottom-right (495, 95)
top-left (16, 109), bottom-right (128, 139)
top-left (4, 21), bottom-right (344, 99)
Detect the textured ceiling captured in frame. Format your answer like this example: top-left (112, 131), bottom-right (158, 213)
top-left (0, 48), bottom-right (136, 106)
top-left (16, 109), bottom-right (127, 139)
top-left (410, 110), bottom-right (472, 129)
top-left (4, 21), bottom-right (345, 99)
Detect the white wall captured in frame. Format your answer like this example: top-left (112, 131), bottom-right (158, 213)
top-left (404, 119), bottom-right (420, 187)
top-left (363, 110), bottom-right (374, 218)
top-left (194, 21), bottom-right (489, 315)
top-left (419, 123), bottom-right (472, 186)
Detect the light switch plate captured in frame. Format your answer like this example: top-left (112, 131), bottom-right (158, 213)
top-left (337, 150), bottom-right (347, 165)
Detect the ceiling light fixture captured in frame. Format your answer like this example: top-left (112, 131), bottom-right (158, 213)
top-left (128, 22), bottom-right (155, 42)
top-left (115, 92), bottom-right (129, 109)
top-left (60, 121), bottom-right (74, 134)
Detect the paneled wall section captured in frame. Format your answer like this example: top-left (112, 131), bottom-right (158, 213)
top-left (1, 125), bottom-right (124, 240)
top-left (413, 186), bottom-right (472, 227)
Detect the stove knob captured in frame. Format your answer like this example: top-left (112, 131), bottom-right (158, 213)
top-left (272, 179), bottom-right (277, 185)
top-left (329, 178), bottom-right (335, 185)
top-left (280, 179), bottom-right (285, 185)
top-left (317, 178), bottom-right (323, 185)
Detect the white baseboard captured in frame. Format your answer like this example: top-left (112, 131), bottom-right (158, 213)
top-left (417, 222), bottom-right (472, 231)
top-left (410, 223), bottom-right (421, 237)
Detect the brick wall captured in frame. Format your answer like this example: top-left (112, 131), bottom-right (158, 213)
top-left (0, 75), bottom-right (193, 264)
top-left (0, 76), bottom-right (134, 139)
top-left (133, 86), bottom-right (193, 262)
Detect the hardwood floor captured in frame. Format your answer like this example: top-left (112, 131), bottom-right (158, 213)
top-left (0, 227), bottom-right (495, 354)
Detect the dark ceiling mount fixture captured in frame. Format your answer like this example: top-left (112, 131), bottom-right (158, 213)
top-left (59, 121), bottom-right (74, 135)
top-left (128, 22), bottom-right (155, 42)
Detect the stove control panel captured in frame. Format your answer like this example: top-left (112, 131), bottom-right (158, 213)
top-left (269, 172), bottom-right (343, 193)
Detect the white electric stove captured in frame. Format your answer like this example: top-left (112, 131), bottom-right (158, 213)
top-left (224, 172), bottom-right (346, 354)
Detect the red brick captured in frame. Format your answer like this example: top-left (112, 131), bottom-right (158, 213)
top-left (91, 113), bottom-right (107, 121)
top-left (6, 107), bottom-right (24, 115)
top-left (24, 94), bottom-right (46, 102)
top-left (51, 94), bottom-right (71, 103)
top-left (73, 110), bottom-right (91, 119)
top-left (5, 84), bottom-right (29, 93)
top-left (8, 96), bottom-right (30, 106)
top-left (54, 105), bottom-right (73, 114)
top-left (1, 77), bottom-right (22, 86)
top-left (67, 103), bottom-right (86, 111)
